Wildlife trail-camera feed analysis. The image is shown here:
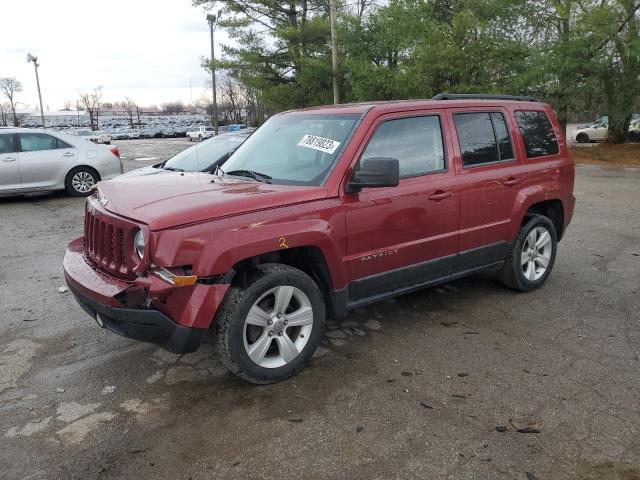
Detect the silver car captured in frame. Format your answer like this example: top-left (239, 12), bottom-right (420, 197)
top-left (0, 128), bottom-right (123, 197)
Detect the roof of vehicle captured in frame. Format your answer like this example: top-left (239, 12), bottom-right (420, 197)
top-left (0, 127), bottom-right (50, 133)
top-left (282, 95), bottom-right (546, 116)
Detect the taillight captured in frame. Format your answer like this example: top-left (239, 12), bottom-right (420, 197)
top-left (110, 147), bottom-right (120, 158)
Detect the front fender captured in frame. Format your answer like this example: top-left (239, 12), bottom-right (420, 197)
top-left (151, 199), bottom-right (348, 289)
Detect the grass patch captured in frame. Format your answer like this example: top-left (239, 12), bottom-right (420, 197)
top-left (570, 143), bottom-right (640, 167)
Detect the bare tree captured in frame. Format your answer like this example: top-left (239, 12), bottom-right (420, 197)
top-left (123, 97), bottom-right (137, 128)
top-left (161, 100), bottom-right (184, 115)
top-left (354, 0), bottom-right (376, 19)
top-left (78, 86), bottom-right (103, 131)
top-left (0, 102), bottom-right (10, 126)
top-left (0, 77), bottom-right (23, 126)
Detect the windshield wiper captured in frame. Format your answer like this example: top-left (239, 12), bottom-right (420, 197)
top-left (225, 169), bottom-right (272, 183)
top-left (163, 166), bottom-right (184, 172)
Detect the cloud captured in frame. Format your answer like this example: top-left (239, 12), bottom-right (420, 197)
top-left (0, 0), bottom-right (231, 109)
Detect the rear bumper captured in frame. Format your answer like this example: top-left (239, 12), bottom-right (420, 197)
top-left (63, 237), bottom-right (230, 354)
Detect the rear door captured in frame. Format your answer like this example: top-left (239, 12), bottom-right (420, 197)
top-left (343, 110), bottom-right (460, 301)
top-left (0, 133), bottom-right (21, 191)
top-left (448, 108), bottom-right (523, 270)
top-left (17, 133), bottom-right (78, 189)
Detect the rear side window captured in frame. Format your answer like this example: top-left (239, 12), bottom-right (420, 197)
top-left (19, 133), bottom-right (59, 152)
top-left (453, 112), bottom-right (514, 167)
top-left (361, 115), bottom-right (445, 178)
top-left (0, 134), bottom-right (16, 154)
top-left (515, 111), bottom-right (559, 158)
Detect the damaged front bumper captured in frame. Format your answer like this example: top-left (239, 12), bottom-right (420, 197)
top-left (63, 237), bottom-right (230, 354)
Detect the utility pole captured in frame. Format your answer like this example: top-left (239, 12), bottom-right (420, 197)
top-left (26, 53), bottom-right (45, 127)
top-left (207, 12), bottom-right (220, 135)
top-left (329, 0), bottom-right (340, 104)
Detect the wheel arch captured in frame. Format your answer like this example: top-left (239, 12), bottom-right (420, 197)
top-left (230, 246), bottom-right (336, 315)
top-left (520, 199), bottom-right (565, 241)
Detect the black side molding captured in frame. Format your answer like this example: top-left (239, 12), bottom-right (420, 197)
top-left (432, 93), bottom-right (538, 102)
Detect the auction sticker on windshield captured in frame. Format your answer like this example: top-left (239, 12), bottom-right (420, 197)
top-left (297, 134), bottom-right (341, 154)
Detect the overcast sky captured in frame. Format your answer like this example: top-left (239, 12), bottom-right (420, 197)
top-left (0, 0), bottom-right (230, 111)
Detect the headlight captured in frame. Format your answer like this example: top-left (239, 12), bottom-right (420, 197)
top-left (134, 230), bottom-right (145, 259)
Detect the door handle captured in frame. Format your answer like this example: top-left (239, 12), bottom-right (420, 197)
top-left (428, 190), bottom-right (453, 201)
top-left (502, 177), bottom-right (520, 187)
top-left (63, 152), bottom-right (75, 157)
top-left (2, 156), bottom-right (16, 162)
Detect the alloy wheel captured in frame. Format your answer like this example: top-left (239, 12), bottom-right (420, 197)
top-left (72, 171), bottom-right (95, 193)
top-left (521, 226), bottom-right (553, 281)
top-left (243, 286), bottom-right (313, 369)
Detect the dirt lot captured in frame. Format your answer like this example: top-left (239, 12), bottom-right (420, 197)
top-left (570, 143), bottom-right (640, 167)
top-left (1, 139), bottom-right (639, 480)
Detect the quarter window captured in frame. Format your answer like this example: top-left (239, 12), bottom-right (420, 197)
top-left (0, 134), bottom-right (16, 154)
top-left (361, 115), bottom-right (445, 178)
top-left (515, 111), bottom-right (559, 158)
top-left (19, 133), bottom-right (60, 152)
top-left (454, 112), bottom-right (515, 167)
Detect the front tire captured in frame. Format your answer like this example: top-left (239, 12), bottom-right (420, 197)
top-left (65, 167), bottom-right (99, 197)
top-left (214, 264), bottom-right (326, 384)
top-left (499, 215), bottom-right (557, 292)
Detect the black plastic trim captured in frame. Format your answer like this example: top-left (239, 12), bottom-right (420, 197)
top-left (68, 283), bottom-right (205, 354)
top-left (433, 93), bottom-right (538, 102)
top-left (331, 241), bottom-right (511, 316)
top-left (349, 254), bottom-right (456, 301)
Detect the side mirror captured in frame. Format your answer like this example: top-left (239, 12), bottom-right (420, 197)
top-left (345, 157), bottom-right (400, 194)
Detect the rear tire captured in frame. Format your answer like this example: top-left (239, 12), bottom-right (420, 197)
top-left (499, 215), bottom-right (557, 292)
top-left (214, 264), bottom-right (326, 384)
top-left (65, 166), bottom-right (99, 197)
top-left (576, 132), bottom-right (589, 143)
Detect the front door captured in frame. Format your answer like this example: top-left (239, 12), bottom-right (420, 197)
top-left (343, 111), bottom-right (460, 301)
top-left (0, 133), bottom-right (21, 191)
top-left (17, 133), bottom-right (78, 190)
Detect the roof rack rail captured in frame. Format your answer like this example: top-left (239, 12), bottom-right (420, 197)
top-left (432, 93), bottom-right (538, 102)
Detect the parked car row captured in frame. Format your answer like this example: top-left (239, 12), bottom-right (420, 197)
top-left (18, 114), bottom-right (247, 140)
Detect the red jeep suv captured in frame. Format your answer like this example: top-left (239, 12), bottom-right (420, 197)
top-left (64, 94), bottom-right (575, 383)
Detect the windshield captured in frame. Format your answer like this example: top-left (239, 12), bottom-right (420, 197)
top-left (221, 113), bottom-right (359, 186)
top-left (163, 134), bottom-right (247, 171)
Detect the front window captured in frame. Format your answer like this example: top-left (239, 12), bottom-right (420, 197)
top-left (361, 115), bottom-right (445, 178)
top-left (221, 113), bottom-right (359, 186)
top-left (163, 134), bottom-right (247, 171)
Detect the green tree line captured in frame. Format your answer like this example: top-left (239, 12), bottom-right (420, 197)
top-left (195, 0), bottom-right (640, 143)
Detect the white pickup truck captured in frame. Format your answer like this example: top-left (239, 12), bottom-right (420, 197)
top-left (186, 126), bottom-right (215, 142)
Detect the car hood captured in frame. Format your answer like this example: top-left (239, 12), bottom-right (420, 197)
top-left (97, 172), bottom-right (328, 230)
top-left (118, 165), bottom-right (166, 179)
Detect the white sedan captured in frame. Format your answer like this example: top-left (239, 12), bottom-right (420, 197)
top-left (71, 129), bottom-right (112, 144)
top-left (0, 128), bottom-right (123, 197)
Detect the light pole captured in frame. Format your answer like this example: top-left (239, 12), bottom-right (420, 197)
top-left (207, 12), bottom-right (220, 135)
top-left (26, 53), bottom-right (45, 128)
top-left (329, 0), bottom-right (340, 104)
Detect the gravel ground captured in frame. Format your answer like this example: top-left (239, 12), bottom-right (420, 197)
top-left (0, 139), bottom-right (639, 479)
